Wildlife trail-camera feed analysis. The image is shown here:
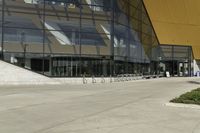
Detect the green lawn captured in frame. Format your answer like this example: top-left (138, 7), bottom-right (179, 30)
top-left (170, 88), bottom-right (200, 105)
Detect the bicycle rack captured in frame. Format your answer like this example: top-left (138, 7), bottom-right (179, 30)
top-left (101, 75), bottom-right (105, 83)
top-left (83, 75), bottom-right (87, 84)
top-left (92, 76), bottom-right (96, 83)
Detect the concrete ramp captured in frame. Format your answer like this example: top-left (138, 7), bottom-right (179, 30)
top-left (0, 61), bottom-right (60, 85)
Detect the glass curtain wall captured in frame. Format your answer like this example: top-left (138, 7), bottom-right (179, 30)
top-left (0, 0), bottom-right (161, 77)
top-left (0, 0), bottom-right (48, 74)
top-left (0, 0), bottom-right (2, 60)
top-left (113, 0), bottom-right (159, 75)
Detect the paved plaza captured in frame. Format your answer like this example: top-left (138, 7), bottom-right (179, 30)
top-left (0, 77), bottom-right (200, 133)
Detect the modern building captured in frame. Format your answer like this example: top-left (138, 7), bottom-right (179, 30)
top-left (0, 0), bottom-right (195, 77)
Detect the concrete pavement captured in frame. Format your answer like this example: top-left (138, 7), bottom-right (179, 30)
top-left (0, 77), bottom-right (200, 133)
top-left (0, 61), bottom-right (59, 85)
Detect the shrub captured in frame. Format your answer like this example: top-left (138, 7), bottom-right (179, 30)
top-left (170, 88), bottom-right (200, 105)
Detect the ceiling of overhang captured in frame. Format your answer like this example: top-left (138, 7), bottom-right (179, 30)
top-left (143, 0), bottom-right (200, 59)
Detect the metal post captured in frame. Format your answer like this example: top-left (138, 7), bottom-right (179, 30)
top-left (42, 0), bottom-right (46, 75)
top-left (1, 0), bottom-right (5, 60)
top-left (172, 45), bottom-right (174, 76)
top-left (138, 1), bottom-right (143, 75)
top-left (83, 74), bottom-right (87, 84)
top-left (188, 46), bottom-right (192, 77)
top-left (23, 44), bottom-right (27, 67)
top-left (126, 0), bottom-right (131, 74)
top-left (79, 0), bottom-right (82, 77)
top-left (110, 0), bottom-right (115, 76)
top-left (20, 32), bottom-right (26, 67)
top-left (158, 56), bottom-right (162, 76)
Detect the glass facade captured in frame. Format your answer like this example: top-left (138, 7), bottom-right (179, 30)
top-left (0, 0), bottom-right (193, 77)
top-left (158, 45), bottom-right (193, 77)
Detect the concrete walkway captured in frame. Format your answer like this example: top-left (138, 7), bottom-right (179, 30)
top-left (0, 61), bottom-right (59, 85)
top-left (0, 77), bottom-right (200, 133)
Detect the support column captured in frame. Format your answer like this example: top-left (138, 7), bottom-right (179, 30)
top-left (172, 45), bottom-right (175, 76)
top-left (79, 0), bottom-right (82, 77)
top-left (42, 0), bottom-right (46, 75)
top-left (110, 0), bottom-right (115, 76)
top-left (1, 0), bottom-right (5, 60)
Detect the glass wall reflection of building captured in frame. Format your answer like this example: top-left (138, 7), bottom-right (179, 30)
top-left (0, 0), bottom-right (193, 77)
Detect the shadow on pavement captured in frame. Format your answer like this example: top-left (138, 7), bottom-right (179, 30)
top-left (188, 81), bottom-right (200, 84)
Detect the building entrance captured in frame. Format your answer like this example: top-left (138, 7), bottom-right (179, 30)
top-left (159, 60), bottom-right (191, 77)
top-left (158, 45), bottom-right (193, 77)
top-left (178, 61), bottom-right (190, 77)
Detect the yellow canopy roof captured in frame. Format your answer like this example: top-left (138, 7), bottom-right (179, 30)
top-left (143, 0), bottom-right (200, 59)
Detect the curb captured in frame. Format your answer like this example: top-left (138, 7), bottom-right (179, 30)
top-left (165, 102), bottom-right (200, 110)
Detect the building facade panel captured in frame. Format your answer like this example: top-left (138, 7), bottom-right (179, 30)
top-left (0, 0), bottom-right (194, 77)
